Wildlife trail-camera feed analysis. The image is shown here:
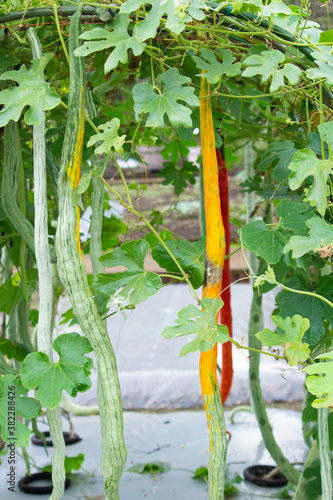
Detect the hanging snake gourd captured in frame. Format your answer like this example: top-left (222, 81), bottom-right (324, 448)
top-left (199, 76), bottom-right (228, 500)
top-left (55, 6), bottom-right (126, 499)
top-left (28, 27), bottom-right (66, 500)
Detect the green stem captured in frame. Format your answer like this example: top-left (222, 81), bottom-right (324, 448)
top-left (53, 3), bottom-right (70, 66)
top-left (270, 281), bottom-right (333, 310)
top-left (295, 0), bottom-right (305, 36)
top-left (0, 6), bottom-right (98, 24)
top-left (319, 82), bottom-right (325, 159)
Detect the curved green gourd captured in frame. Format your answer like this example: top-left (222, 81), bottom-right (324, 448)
top-left (55, 6), bottom-right (126, 498)
top-left (248, 289), bottom-right (301, 486)
top-left (28, 27), bottom-right (66, 500)
top-left (2, 121), bottom-right (35, 255)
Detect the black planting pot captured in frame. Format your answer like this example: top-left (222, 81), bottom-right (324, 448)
top-left (18, 472), bottom-right (70, 494)
top-left (31, 431), bottom-right (81, 447)
top-left (244, 464), bottom-right (288, 487)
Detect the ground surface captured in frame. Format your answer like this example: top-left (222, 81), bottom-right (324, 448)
top-left (6, 409), bottom-right (307, 500)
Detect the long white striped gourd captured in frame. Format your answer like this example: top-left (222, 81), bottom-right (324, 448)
top-left (28, 27), bottom-right (66, 500)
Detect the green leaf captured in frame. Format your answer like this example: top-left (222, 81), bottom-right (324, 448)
top-left (158, 160), bottom-right (198, 195)
top-left (192, 466), bottom-right (208, 482)
top-left (43, 453), bottom-right (85, 474)
top-left (284, 217), bottom-right (333, 259)
top-left (256, 315), bottom-right (310, 366)
top-left (239, 220), bottom-right (285, 264)
top-left (29, 308), bottom-right (39, 327)
top-left (0, 338), bottom-right (31, 362)
top-left (87, 118), bottom-right (126, 154)
top-left (258, 140), bottom-right (298, 183)
top-left (120, 0), bottom-right (206, 40)
top-left (288, 149), bottom-right (333, 216)
top-left (152, 237), bottom-right (205, 289)
top-left (242, 50), bottom-right (301, 92)
top-left (0, 50), bottom-right (19, 70)
top-left (132, 68), bottom-right (199, 129)
top-left (276, 200), bottom-right (315, 236)
top-left (305, 351), bottom-right (333, 408)
top-left (0, 55), bottom-right (60, 126)
top-left (192, 48), bottom-right (241, 84)
top-left (275, 274), bottom-right (333, 345)
top-left (77, 173), bottom-right (92, 194)
top-left (318, 120), bottom-right (333, 152)
top-left (0, 375), bottom-right (42, 447)
top-left (92, 239), bottom-right (162, 304)
top-left (306, 52), bottom-right (333, 85)
top-left (0, 278), bottom-right (23, 315)
top-left (128, 461), bottom-right (171, 474)
top-left (161, 138), bottom-right (196, 162)
top-left (101, 215), bottom-right (127, 252)
top-left (162, 297), bottom-right (229, 357)
top-left (76, 15), bottom-right (146, 73)
top-left (20, 333), bottom-right (93, 410)
top-left (319, 30), bottom-right (333, 43)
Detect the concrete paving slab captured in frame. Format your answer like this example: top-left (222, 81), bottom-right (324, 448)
top-left (56, 284), bottom-right (305, 410)
top-left (2, 409), bottom-right (308, 500)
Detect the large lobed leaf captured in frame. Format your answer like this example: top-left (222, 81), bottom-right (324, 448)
top-left (120, 0), bottom-right (207, 41)
top-left (92, 239), bottom-right (162, 304)
top-left (242, 50), bottom-right (301, 92)
top-left (256, 314), bottom-right (310, 366)
top-left (152, 237), bottom-right (205, 289)
top-left (239, 219), bottom-right (285, 264)
top-left (132, 68), bottom-right (199, 129)
top-left (158, 160), bottom-right (198, 196)
top-left (0, 375), bottom-right (42, 447)
top-left (87, 118), bottom-right (127, 154)
top-left (284, 217), bottom-right (333, 259)
top-left (288, 149), bottom-right (333, 216)
top-left (193, 48), bottom-right (241, 84)
top-left (75, 14), bottom-right (146, 73)
top-left (20, 333), bottom-right (93, 409)
top-left (0, 54), bottom-right (60, 126)
top-left (162, 297), bottom-right (229, 357)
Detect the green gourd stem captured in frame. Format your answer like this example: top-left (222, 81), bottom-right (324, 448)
top-left (248, 289), bottom-right (301, 486)
top-left (293, 440), bottom-right (319, 500)
top-left (55, 7), bottom-right (126, 498)
top-left (245, 140), bottom-right (257, 274)
top-left (28, 27), bottom-right (66, 500)
top-left (229, 405), bottom-right (253, 424)
top-left (2, 121), bottom-right (35, 255)
top-left (21, 446), bottom-right (31, 475)
top-left (61, 394), bottom-right (100, 415)
top-left (86, 89), bottom-right (105, 279)
top-left (318, 407), bottom-right (333, 499)
top-left (17, 136), bottom-right (29, 303)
